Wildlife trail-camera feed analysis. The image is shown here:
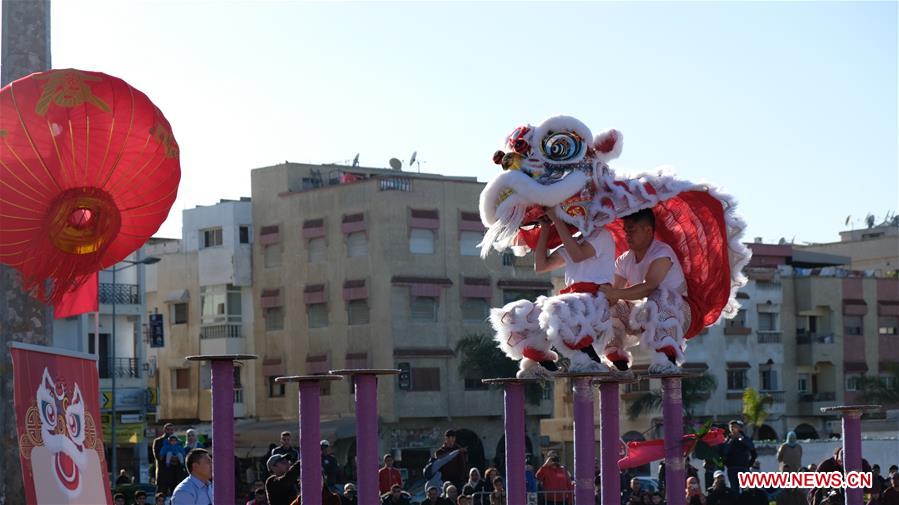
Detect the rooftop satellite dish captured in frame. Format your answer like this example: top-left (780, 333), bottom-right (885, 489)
top-left (389, 158), bottom-right (402, 171)
top-left (778, 237), bottom-right (786, 245)
top-left (409, 151), bottom-right (417, 166)
top-left (352, 153), bottom-right (360, 167)
top-left (866, 213), bottom-right (875, 228)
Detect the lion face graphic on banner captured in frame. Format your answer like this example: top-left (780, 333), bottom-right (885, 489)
top-left (19, 368), bottom-right (108, 504)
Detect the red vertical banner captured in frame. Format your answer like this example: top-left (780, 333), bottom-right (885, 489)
top-left (10, 343), bottom-right (112, 505)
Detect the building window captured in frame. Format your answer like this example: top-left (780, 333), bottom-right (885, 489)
top-left (239, 226), bottom-right (250, 244)
top-left (410, 296), bottom-right (438, 322)
top-left (201, 285), bottom-right (242, 324)
top-left (726, 369), bottom-right (747, 391)
top-left (727, 309), bottom-right (747, 328)
top-left (346, 232), bottom-right (368, 257)
top-left (844, 315), bottom-right (863, 336)
top-left (502, 289), bottom-right (547, 305)
top-left (846, 375), bottom-right (861, 391)
top-left (757, 312), bottom-right (778, 332)
top-left (459, 231), bottom-right (482, 256)
top-left (201, 227), bottom-right (223, 248)
top-left (461, 298), bottom-right (489, 323)
top-left (464, 375), bottom-right (488, 391)
top-left (760, 369), bottom-right (778, 391)
top-left (797, 373), bottom-right (810, 393)
top-left (881, 375), bottom-right (897, 389)
top-left (200, 364), bottom-right (212, 390)
top-left (265, 307), bottom-right (284, 331)
top-left (173, 369), bottom-right (190, 390)
top-left (878, 316), bottom-right (898, 335)
top-left (307, 303), bottom-right (329, 329)
top-left (411, 367), bottom-right (441, 391)
top-left (308, 237), bottom-right (327, 262)
top-left (264, 244), bottom-right (282, 268)
top-left (410, 228), bottom-right (435, 254)
top-left (347, 300), bottom-right (369, 325)
top-left (268, 377), bottom-right (285, 398)
top-left (171, 303), bottom-right (188, 324)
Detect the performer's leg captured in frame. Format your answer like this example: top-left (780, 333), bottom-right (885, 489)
top-left (605, 301), bottom-right (636, 371)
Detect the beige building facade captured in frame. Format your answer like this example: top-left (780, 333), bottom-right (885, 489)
top-left (799, 222), bottom-right (899, 274)
top-left (248, 163), bottom-right (554, 471)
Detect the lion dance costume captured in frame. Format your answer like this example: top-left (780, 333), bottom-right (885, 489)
top-left (479, 116), bottom-right (751, 377)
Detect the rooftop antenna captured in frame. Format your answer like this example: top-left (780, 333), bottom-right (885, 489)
top-left (352, 153), bottom-right (360, 167)
top-left (388, 158), bottom-right (402, 171)
top-left (409, 151), bottom-right (419, 173)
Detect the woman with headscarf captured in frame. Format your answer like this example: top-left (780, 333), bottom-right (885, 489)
top-left (776, 431), bottom-right (802, 472)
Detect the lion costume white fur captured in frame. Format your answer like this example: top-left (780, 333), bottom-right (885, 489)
top-left (481, 115), bottom-right (751, 375)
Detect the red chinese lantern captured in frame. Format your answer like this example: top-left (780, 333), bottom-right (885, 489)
top-left (0, 69), bottom-right (180, 303)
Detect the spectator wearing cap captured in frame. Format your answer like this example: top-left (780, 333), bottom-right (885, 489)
top-left (153, 423), bottom-right (177, 495)
top-left (705, 470), bottom-right (735, 505)
top-left (379, 453), bottom-right (403, 494)
top-left (270, 431), bottom-right (299, 465)
top-left (381, 484), bottom-right (413, 505)
top-left (321, 439), bottom-right (341, 491)
top-left (720, 419), bottom-right (756, 493)
top-left (340, 483), bottom-right (358, 505)
top-left (265, 453), bottom-right (301, 505)
top-left (435, 430), bottom-right (468, 490)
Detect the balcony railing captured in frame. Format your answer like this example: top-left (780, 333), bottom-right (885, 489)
top-left (99, 283), bottom-right (140, 305)
top-left (379, 176), bottom-right (412, 192)
top-left (798, 392), bottom-right (836, 402)
top-left (796, 333), bottom-right (835, 344)
top-left (200, 323), bottom-right (243, 339)
top-left (99, 358), bottom-right (140, 379)
top-left (757, 331), bottom-right (782, 343)
top-left (761, 390), bottom-right (785, 403)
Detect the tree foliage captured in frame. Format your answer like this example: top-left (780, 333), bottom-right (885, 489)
top-left (741, 387), bottom-right (773, 437)
top-left (455, 333), bottom-right (545, 405)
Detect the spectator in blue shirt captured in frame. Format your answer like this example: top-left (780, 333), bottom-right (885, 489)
top-left (171, 449), bottom-right (214, 505)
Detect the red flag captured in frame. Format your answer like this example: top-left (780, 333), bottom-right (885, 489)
top-left (10, 343), bottom-right (112, 504)
top-left (618, 428), bottom-right (726, 470)
top-left (53, 273), bottom-right (98, 319)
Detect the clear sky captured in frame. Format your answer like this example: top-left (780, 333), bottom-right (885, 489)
top-left (44, 1), bottom-right (898, 243)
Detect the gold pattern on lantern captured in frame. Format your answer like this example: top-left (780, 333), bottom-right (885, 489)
top-left (34, 70), bottom-right (110, 116)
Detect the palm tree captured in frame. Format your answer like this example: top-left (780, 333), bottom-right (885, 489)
top-left (626, 373), bottom-right (717, 421)
top-left (741, 387), bottom-right (773, 438)
top-left (455, 333), bottom-right (544, 405)
top-left (856, 363), bottom-right (899, 405)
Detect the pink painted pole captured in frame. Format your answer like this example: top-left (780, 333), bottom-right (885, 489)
top-left (299, 382), bottom-right (323, 505)
top-left (599, 382), bottom-right (620, 505)
top-left (661, 377), bottom-right (685, 505)
top-left (504, 383), bottom-right (526, 505)
top-left (211, 360), bottom-right (235, 505)
top-left (355, 375), bottom-right (379, 505)
top-left (841, 411), bottom-right (863, 505)
top-left (572, 377), bottom-right (596, 505)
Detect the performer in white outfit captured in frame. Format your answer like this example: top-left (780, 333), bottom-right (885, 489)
top-left (535, 206), bottom-right (617, 372)
top-left (601, 208), bottom-right (690, 373)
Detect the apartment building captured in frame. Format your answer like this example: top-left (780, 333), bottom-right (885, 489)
top-left (247, 162), bottom-right (554, 472)
top-left (144, 198), bottom-right (255, 425)
top-left (52, 249), bottom-right (153, 481)
top-left (798, 221), bottom-right (899, 274)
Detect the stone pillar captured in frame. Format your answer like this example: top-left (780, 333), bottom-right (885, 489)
top-left (1, 2), bottom-right (52, 502)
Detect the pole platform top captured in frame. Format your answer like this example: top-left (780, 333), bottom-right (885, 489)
top-left (641, 370), bottom-right (703, 379)
top-left (186, 354), bottom-right (258, 362)
top-left (820, 404), bottom-right (883, 414)
top-left (481, 377), bottom-right (547, 384)
top-left (275, 375), bottom-right (344, 383)
top-left (329, 368), bottom-right (401, 376)
top-left (554, 371), bottom-right (629, 379)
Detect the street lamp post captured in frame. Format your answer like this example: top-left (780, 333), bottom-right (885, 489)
top-left (109, 256), bottom-right (160, 482)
